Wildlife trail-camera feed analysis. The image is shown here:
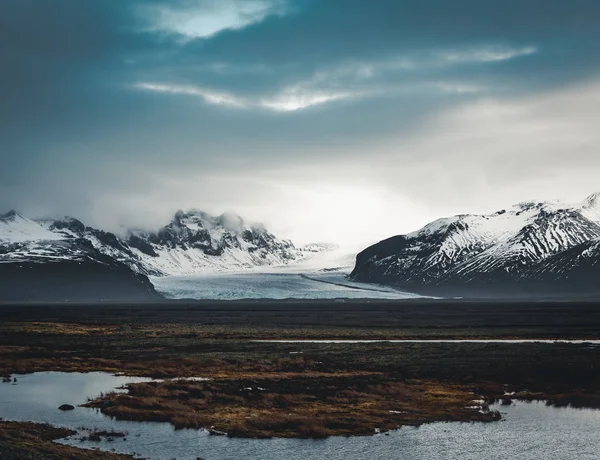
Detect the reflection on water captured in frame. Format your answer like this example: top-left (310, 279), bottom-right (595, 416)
top-left (1, 372), bottom-right (600, 460)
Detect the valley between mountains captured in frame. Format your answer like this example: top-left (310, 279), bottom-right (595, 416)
top-left (4, 191), bottom-right (600, 300)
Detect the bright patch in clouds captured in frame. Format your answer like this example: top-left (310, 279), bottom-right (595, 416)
top-left (266, 183), bottom-right (430, 246)
top-left (135, 42), bottom-right (537, 114)
top-left (440, 46), bottom-right (538, 64)
top-left (345, 45), bottom-right (538, 77)
top-left (138, 0), bottom-right (288, 39)
top-left (135, 82), bottom-right (353, 112)
top-left (434, 82), bottom-right (486, 94)
top-left (135, 83), bottom-right (246, 108)
top-left (365, 79), bottom-right (600, 214)
top-left (260, 88), bottom-right (352, 112)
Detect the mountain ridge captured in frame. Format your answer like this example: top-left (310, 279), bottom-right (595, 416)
top-left (0, 209), bottom-right (325, 277)
top-left (350, 192), bottom-right (600, 298)
top-left (0, 208), bottom-right (329, 301)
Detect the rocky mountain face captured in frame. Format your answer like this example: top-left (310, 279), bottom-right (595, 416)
top-left (125, 210), bottom-right (304, 275)
top-left (0, 209), bottom-right (317, 301)
top-left (0, 212), bottom-right (159, 302)
top-left (350, 193), bottom-right (600, 298)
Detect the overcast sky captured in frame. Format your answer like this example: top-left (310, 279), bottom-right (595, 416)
top-left (2, 0), bottom-right (600, 245)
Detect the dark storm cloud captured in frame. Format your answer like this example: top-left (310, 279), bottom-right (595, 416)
top-left (1, 1), bottom-right (154, 160)
top-left (2, 0), bottom-right (600, 241)
top-left (177, 0), bottom-right (600, 91)
top-left (3, 0), bottom-right (599, 145)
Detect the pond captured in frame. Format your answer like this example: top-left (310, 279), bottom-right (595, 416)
top-left (1, 372), bottom-right (599, 460)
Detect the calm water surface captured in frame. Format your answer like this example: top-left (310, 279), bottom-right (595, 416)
top-left (1, 372), bottom-right (599, 460)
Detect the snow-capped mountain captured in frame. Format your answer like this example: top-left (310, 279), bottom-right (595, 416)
top-left (124, 210), bottom-right (306, 275)
top-left (0, 209), bottom-right (324, 288)
top-left (0, 212), bottom-right (159, 301)
top-left (350, 193), bottom-right (600, 297)
top-left (0, 211), bottom-right (64, 244)
top-left (0, 208), bottom-right (330, 301)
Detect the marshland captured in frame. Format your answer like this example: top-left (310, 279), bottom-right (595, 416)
top-left (2, 300), bottom-right (600, 458)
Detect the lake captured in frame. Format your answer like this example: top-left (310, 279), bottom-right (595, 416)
top-left (1, 372), bottom-right (599, 459)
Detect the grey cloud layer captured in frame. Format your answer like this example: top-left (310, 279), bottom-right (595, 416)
top-left (2, 0), bottom-right (600, 242)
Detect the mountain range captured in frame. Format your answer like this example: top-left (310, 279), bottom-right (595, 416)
top-left (0, 210), bottom-right (322, 301)
top-left (5, 191), bottom-right (600, 301)
top-left (350, 192), bottom-right (600, 298)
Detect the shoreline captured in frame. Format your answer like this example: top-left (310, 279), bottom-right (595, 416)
top-left (0, 421), bottom-right (133, 459)
top-left (2, 301), bottom-right (600, 455)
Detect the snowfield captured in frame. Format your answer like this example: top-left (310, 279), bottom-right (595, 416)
top-left (150, 242), bottom-right (425, 300)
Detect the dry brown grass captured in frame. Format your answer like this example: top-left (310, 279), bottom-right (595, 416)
top-left (3, 317), bottom-right (600, 439)
top-left (0, 321), bottom-right (122, 336)
top-left (0, 421), bottom-right (132, 459)
top-left (84, 376), bottom-right (500, 438)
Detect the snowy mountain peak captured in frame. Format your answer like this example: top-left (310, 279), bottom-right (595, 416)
top-left (510, 199), bottom-right (565, 214)
top-left (47, 216), bottom-right (87, 235)
top-left (578, 192), bottom-right (600, 223)
top-left (124, 208), bottom-right (303, 274)
top-left (0, 210), bottom-right (24, 222)
top-left (583, 191), bottom-right (600, 204)
top-left (1, 209), bottom-right (325, 277)
top-left (581, 192), bottom-right (600, 211)
top-left (0, 212), bottom-right (65, 243)
top-left (514, 200), bottom-right (540, 211)
top-left (351, 191), bottom-right (600, 297)
top-left (169, 210), bottom-right (252, 234)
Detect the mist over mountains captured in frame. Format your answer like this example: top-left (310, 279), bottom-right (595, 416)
top-left (0, 209), bottom-right (328, 301)
top-left (4, 191), bottom-right (600, 301)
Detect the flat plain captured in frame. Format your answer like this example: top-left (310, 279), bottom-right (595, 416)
top-left (2, 299), bottom-right (600, 457)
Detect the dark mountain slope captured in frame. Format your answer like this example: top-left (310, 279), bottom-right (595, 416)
top-left (351, 195), bottom-right (600, 298)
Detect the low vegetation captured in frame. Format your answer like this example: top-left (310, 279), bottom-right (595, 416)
top-left (84, 376), bottom-right (499, 438)
top-left (79, 429), bottom-right (128, 442)
top-left (1, 302), bottom-right (600, 442)
top-left (0, 421), bottom-right (132, 459)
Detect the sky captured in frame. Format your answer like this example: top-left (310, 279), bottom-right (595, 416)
top-left (2, 0), bottom-right (600, 245)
